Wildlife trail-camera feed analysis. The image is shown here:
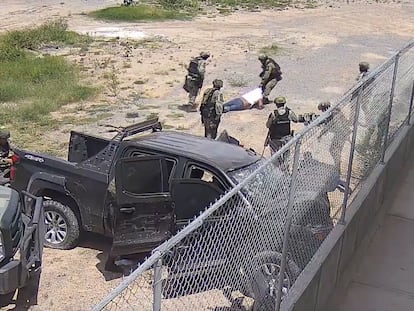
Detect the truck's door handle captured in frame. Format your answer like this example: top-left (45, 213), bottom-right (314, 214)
top-left (119, 207), bottom-right (135, 214)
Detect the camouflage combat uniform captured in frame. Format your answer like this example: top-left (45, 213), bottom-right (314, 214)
top-left (184, 52), bottom-right (210, 111)
top-left (266, 96), bottom-right (297, 155)
top-left (200, 79), bottom-right (224, 139)
top-left (357, 61), bottom-right (370, 81)
top-left (354, 61), bottom-right (388, 166)
top-left (0, 129), bottom-right (16, 173)
top-left (259, 54), bottom-right (282, 104)
top-left (318, 103), bottom-right (351, 172)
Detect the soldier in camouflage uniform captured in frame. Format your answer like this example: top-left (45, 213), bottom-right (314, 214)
top-left (355, 61), bottom-right (388, 170)
top-left (357, 61), bottom-right (370, 81)
top-left (183, 52), bottom-right (210, 112)
top-left (265, 96), bottom-right (298, 155)
top-left (0, 129), bottom-right (18, 180)
top-left (200, 79), bottom-right (224, 139)
top-left (258, 54), bottom-right (282, 105)
top-left (317, 102), bottom-right (351, 172)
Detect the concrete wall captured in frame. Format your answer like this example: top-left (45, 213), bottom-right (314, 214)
top-left (280, 123), bottom-right (414, 311)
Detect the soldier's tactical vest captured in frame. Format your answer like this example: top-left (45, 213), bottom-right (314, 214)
top-left (267, 58), bottom-right (282, 81)
top-left (270, 108), bottom-right (290, 140)
top-left (201, 88), bottom-right (217, 119)
top-left (188, 57), bottom-right (201, 77)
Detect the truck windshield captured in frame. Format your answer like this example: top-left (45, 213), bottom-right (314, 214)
top-left (228, 160), bottom-right (289, 202)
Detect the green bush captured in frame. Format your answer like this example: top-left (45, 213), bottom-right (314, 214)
top-left (0, 21), bottom-right (95, 124)
top-left (208, 0), bottom-right (291, 8)
top-left (90, 1), bottom-right (293, 22)
top-left (1, 19), bottom-right (90, 52)
top-left (0, 56), bottom-right (95, 123)
top-left (90, 5), bottom-right (190, 21)
top-left (0, 44), bottom-right (28, 62)
top-left (260, 43), bottom-right (283, 55)
top-left (159, 0), bottom-right (199, 10)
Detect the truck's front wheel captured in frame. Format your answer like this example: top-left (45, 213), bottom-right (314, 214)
top-left (0, 291), bottom-right (15, 307)
top-left (43, 200), bottom-right (80, 249)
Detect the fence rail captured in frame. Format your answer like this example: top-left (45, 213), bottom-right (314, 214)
top-left (92, 39), bottom-right (414, 311)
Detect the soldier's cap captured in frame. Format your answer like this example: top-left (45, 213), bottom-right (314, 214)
top-left (359, 61), bottom-right (370, 70)
top-left (0, 129), bottom-right (10, 139)
top-left (200, 51), bottom-right (210, 59)
top-left (274, 96), bottom-right (286, 105)
top-left (318, 101), bottom-right (331, 111)
top-left (213, 79), bottom-right (223, 88)
top-left (258, 54), bottom-right (268, 61)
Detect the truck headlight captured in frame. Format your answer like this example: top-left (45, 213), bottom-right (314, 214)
top-left (0, 231), bottom-right (5, 261)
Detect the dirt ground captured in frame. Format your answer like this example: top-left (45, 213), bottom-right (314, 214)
top-left (1, 0), bottom-right (414, 310)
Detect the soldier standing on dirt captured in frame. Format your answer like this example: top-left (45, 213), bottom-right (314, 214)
top-left (183, 52), bottom-right (210, 112)
top-left (0, 129), bottom-right (18, 173)
top-left (317, 102), bottom-right (350, 172)
top-left (356, 61), bottom-right (387, 156)
top-left (265, 96), bottom-right (298, 155)
top-left (351, 61), bottom-right (373, 121)
top-left (200, 79), bottom-right (224, 139)
top-left (357, 61), bottom-right (370, 81)
top-left (258, 54), bottom-right (282, 105)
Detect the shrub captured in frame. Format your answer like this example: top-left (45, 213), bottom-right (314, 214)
top-left (0, 21), bottom-right (95, 124)
top-left (90, 5), bottom-right (190, 22)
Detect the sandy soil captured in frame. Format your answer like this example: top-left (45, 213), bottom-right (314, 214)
top-left (1, 0), bottom-right (414, 310)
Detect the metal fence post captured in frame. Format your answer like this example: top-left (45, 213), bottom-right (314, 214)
top-left (380, 53), bottom-right (400, 163)
top-left (338, 86), bottom-right (364, 224)
top-left (275, 139), bottom-right (302, 311)
top-left (407, 79), bottom-right (414, 125)
top-left (153, 258), bottom-right (163, 311)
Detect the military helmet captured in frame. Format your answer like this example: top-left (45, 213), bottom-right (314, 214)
top-left (213, 79), bottom-right (223, 88)
top-left (0, 129), bottom-right (10, 140)
top-left (274, 96), bottom-right (286, 105)
top-left (318, 101), bottom-right (331, 111)
top-left (200, 51), bottom-right (210, 59)
top-left (359, 61), bottom-right (370, 72)
top-left (258, 54), bottom-right (268, 62)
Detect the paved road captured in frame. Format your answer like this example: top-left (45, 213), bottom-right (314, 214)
top-left (336, 160), bottom-right (414, 311)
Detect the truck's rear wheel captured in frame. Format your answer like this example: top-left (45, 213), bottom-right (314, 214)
top-left (0, 291), bottom-right (15, 307)
top-left (43, 200), bottom-right (80, 249)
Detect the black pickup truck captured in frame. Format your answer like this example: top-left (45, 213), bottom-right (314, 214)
top-left (12, 119), bottom-right (338, 260)
top-left (11, 119), bottom-right (341, 302)
top-left (11, 119), bottom-right (264, 257)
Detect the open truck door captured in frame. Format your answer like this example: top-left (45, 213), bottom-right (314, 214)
top-left (0, 188), bottom-right (44, 308)
top-left (170, 178), bottom-right (224, 227)
top-left (110, 156), bottom-right (174, 258)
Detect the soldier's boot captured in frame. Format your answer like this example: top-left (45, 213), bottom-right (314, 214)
top-left (188, 95), bottom-right (196, 107)
top-left (188, 103), bottom-right (198, 112)
top-left (262, 97), bottom-right (270, 105)
top-left (186, 95), bottom-right (198, 112)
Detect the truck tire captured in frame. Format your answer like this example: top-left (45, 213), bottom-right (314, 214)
top-left (43, 200), bottom-right (80, 250)
top-left (0, 291), bottom-right (15, 307)
top-left (249, 251), bottom-right (301, 311)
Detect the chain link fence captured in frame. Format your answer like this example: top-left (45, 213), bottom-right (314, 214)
top-left (92, 40), bottom-right (414, 311)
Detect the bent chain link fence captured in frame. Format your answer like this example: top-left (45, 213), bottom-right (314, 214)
top-left (93, 40), bottom-right (414, 311)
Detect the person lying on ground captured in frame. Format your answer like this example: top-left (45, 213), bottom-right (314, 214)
top-left (223, 87), bottom-right (266, 113)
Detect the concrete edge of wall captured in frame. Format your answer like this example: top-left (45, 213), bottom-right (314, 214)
top-left (280, 123), bottom-right (414, 311)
